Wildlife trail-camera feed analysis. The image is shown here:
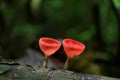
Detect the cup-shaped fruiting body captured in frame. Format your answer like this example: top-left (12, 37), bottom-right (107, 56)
top-left (39, 37), bottom-right (61, 68)
top-left (39, 37), bottom-right (61, 56)
top-left (63, 38), bottom-right (85, 69)
top-left (62, 38), bottom-right (85, 58)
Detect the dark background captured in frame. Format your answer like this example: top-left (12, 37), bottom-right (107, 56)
top-left (0, 0), bottom-right (120, 78)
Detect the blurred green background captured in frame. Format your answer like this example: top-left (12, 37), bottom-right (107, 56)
top-left (0, 0), bottom-right (120, 78)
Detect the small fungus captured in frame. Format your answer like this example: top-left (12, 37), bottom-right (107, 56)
top-left (62, 38), bottom-right (85, 69)
top-left (39, 37), bottom-right (61, 68)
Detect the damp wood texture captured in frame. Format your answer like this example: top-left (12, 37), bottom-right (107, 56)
top-left (0, 63), bottom-right (119, 80)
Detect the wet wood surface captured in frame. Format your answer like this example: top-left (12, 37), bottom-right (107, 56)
top-left (0, 62), bottom-right (119, 80)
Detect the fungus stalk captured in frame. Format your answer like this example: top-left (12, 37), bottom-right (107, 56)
top-left (63, 57), bottom-right (70, 70)
top-left (43, 56), bottom-right (49, 68)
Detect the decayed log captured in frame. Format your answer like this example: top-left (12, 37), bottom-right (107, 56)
top-left (0, 62), bottom-right (119, 80)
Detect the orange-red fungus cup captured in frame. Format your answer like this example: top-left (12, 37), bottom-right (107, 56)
top-left (62, 39), bottom-right (85, 58)
top-left (39, 37), bottom-right (61, 56)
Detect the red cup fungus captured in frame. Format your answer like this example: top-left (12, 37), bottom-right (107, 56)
top-left (62, 38), bottom-right (85, 69)
top-left (39, 37), bottom-right (61, 68)
top-left (39, 37), bottom-right (61, 56)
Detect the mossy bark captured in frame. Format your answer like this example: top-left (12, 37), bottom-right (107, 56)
top-left (0, 62), bottom-right (119, 80)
